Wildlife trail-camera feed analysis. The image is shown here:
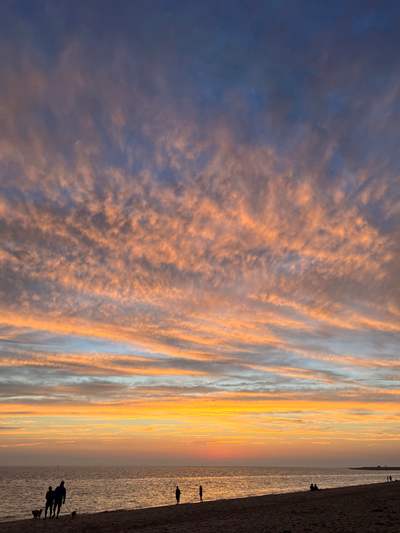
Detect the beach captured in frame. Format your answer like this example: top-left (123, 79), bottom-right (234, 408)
top-left (2, 481), bottom-right (399, 533)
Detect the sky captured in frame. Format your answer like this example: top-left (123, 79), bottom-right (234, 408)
top-left (0, 0), bottom-right (399, 467)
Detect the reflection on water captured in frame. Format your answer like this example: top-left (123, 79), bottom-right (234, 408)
top-left (0, 466), bottom-right (394, 522)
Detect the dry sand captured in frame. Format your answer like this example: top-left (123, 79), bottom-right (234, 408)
top-left (3, 481), bottom-right (399, 533)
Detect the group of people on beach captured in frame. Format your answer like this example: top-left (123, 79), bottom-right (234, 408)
top-left (175, 485), bottom-right (203, 503)
top-left (44, 481), bottom-right (66, 519)
top-left (41, 481), bottom-right (198, 519)
top-left (309, 484), bottom-right (319, 491)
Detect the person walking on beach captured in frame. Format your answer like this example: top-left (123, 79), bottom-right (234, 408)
top-left (175, 486), bottom-right (181, 504)
top-left (199, 485), bottom-right (203, 502)
top-left (53, 480), bottom-right (66, 518)
top-left (44, 486), bottom-right (54, 519)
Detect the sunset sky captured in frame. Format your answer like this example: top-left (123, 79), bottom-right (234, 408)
top-left (1, 0), bottom-right (399, 467)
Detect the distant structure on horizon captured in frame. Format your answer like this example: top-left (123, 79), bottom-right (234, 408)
top-left (351, 466), bottom-right (400, 471)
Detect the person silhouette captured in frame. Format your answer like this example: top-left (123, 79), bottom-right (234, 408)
top-left (53, 481), bottom-right (66, 518)
top-left (44, 486), bottom-right (54, 519)
top-left (175, 486), bottom-right (181, 504)
top-left (199, 485), bottom-right (203, 502)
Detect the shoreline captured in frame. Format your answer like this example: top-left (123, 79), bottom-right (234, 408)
top-left (2, 481), bottom-right (399, 532)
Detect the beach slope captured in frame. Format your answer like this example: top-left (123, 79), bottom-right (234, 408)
top-left (3, 481), bottom-right (399, 533)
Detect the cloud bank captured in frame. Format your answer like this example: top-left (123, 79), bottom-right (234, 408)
top-left (0, 0), bottom-right (399, 465)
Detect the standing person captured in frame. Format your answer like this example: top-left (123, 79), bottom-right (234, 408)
top-left (199, 485), bottom-right (203, 502)
top-left (44, 486), bottom-right (54, 519)
top-left (175, 486), bottom-right (181, 504)
top-left (53, 480), bottom-right (66, 518)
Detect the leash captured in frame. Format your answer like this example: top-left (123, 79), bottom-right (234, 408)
top-left (63, 502), bottom-right (77, 515)
top-left (55, 501), bottom-right (74, 516)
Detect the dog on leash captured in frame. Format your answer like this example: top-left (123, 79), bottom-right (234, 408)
top-left (71, 509), bottom-right (77, 518)
top-left (32, 509), bottom-right (43, 520)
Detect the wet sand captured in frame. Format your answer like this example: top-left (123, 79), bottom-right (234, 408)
top-left (2, 481), bottom-right (399, 533)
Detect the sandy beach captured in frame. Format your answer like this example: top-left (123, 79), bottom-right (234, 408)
top-left (2, 481), bottom-right (399, 533)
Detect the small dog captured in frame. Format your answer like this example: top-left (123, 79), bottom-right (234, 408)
top-left (32, 509), bottom-right (43, 520)
top-left (71, 510), bottom-right (77, 518)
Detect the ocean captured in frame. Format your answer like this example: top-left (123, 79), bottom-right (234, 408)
top-left (0, 466), bottom-right (395, 522)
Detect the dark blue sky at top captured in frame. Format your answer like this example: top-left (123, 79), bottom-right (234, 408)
top-left (1, 0), bottom-right (400, 231)
top-left (0, 1), bottom-right (398, 281)
top-left (2, 0), bottom-right (398, 137)
top-left (0, 0), bottom-right (400, 248)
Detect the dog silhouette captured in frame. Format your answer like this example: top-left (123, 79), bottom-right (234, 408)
top-left (32, 509), bottom-right (43, 520)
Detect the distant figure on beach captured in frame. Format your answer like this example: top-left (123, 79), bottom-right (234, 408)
top-left (44, 486), bottom-right (54, 519)
top-left (199, 485), bottom-right (203, 502)
top-left (310, 484), bottom-right (319, 491)
top-left (390, 475), bottom-right (392, 481)
top-left (54, 480), bottom-right (66, 518)
top-left (176, 486), bottom-right (181, 504)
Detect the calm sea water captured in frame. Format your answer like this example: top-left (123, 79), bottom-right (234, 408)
top-left (0, 466), bottom-right (395, 522)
